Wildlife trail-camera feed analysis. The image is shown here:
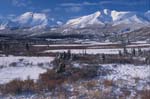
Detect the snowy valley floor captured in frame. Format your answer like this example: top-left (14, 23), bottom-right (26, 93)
top-left (0, 42), bottom-right (150, 99)
top-left (0, 57), bottom-right (54, 84)
top-left (0, 57), bottom-right (149, 99)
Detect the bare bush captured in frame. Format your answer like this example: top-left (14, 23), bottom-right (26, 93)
top-left (0, 78), bottom-right (36, 95)
top-left (141, 90), bottom-right (150, 99)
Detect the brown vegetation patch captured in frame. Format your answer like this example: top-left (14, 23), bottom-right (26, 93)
top-left (0, 66), bottom-right (98, 95)
top-left (141, 90), bottom-right (150, 99)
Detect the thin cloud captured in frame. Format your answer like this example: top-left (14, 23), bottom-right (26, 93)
top-left (11, 0), bottom-right (32, 7)
top-left (59, 0), bottom-right (148, 7)
top-left (41, 9), bottom-right (51, 13)
top-left (59, 2), bottom-right (98, 7)
top-left (6, 14), bottom-right (17, 21)
top-left (65, 6), bottom-right (82, 13)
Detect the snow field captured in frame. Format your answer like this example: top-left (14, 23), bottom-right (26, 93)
top-left (0, 56), bottom-right (54, 84)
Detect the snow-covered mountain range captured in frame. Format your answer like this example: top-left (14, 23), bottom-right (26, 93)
top-left (0, 9), bottom-right (149, 31)
top-left (64, 9), bottom-right (150, 28)
top-left (0, 9), bottom-right (150, 40)
top-left (0, 12), bottom-right (62, 30)
top-left (16, 12), bottom-right (48, 29)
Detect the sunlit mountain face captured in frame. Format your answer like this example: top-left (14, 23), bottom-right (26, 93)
top-left (0, 0), bottom-right (149, 23)
top-left (0, 9), bottom-right (150, 30)
top-left (0, 0), bottom-right (149, 39)
top-left (64, 9), bottom-right (150, 28)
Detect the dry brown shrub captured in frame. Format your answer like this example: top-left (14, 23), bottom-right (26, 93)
top-left (133, 77), bottom-right (140, 83)
top-left (83, 80), bottom-right (97, 89)
top-left (88, 90), bottom-right (110, 99)
top-left (38, 70), bottom-right (65, 91)
top-left (0, 78), bottom-right (37, 95)
top-left (141, 90), bottom-right (150, 99)
top-left (103, 80), bottom-right (113, 87)
top-left (0, 66), bottom-right (98, 95)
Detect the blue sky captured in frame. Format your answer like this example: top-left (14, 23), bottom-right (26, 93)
top-left (0, 0), bottom-right (149, 21)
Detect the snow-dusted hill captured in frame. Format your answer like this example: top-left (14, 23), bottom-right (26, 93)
top-left (64, 9), bottom-right (150, 28)
top-left (15, 12), bottom-right (48, 29)
top-left (0, 9), bottom-right (149, 40)
top-left (0, 24), bottom-right (7, 30)
top-left (145, 10), bottom-right (150, 21)
top-left (0, 9), bottom-right (149, 31)
top-left (0, 12), bottom-right (62, 30)
top-left (65, 11), bottom-right (104, 28)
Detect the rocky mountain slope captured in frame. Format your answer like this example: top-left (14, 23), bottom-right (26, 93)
top-left (0, 9), bottom-right (149, 41)
top-left (64, 9), bottom-right (150, 29)
top-left (0, 12), bottom-right (61, 30)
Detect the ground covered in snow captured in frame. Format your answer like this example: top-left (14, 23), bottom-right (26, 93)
top-left (101, 64), bottom-right (150, 81)
top-left (29, 41), bottom-right (150, 55)
top-left (0, 41), bottom-right (149, 98)
top-left (43, 48), bottom-right (121, 54)
top-left (0, 56), bottom-right (54, 84)
top-left (1, 63), bottom-right (149, 99)
top-left (60, 64), bottom-right (150, 99)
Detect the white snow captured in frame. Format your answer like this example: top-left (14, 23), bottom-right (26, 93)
top-left (113, 15), bottom-right (149, 26)
top-left (61, 64), bottom-right (150, 99)
top-left (43, 48), bottom-right (121, 54)
top-left (81, 41), bottom-right (119, 45)
top-left (0, 66), bottom-right (46, 84)
top-left (33, 42), bottom-right (118, 47)
top-left (65, 9), bottom-right (149, 28)
top-left (145, 10), bottom-right (150, 21)
top-left (43, 46), bottom-right (150, 55)
top-left (0, 56), bottom-right (55, 84)
top-left (15, 12), bottom-right (48, 28)
top-left (101, 64), bottom-right (150, 80)
top-left (103, 9), bottom-right (111, 15)
top-left (57, 21), bottom-right (63, 25)
top-left (0, 24), bottom-right (7, 30)
top-left (127, 44), bottom-right (150, 47)
top-left (133, 41), bottom-right (148, 44)
top-left (111, 10), bottom-right (129, 21)
top-left (33, 44), bottom-right (88, 47)
top-left (65, 11), bottom-right (104, 28)
top-left (0, 56), bottom-right (54, 67)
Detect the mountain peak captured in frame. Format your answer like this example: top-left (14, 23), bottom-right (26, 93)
top-left (64, 10), bottom-right (150, 28)
top-left (0, 10), bottom-right (150, 31)
top-left (103, 9), bottom-right (111, 15)
top-left (93, 11), bottom-right (101, 16)
top-left (15, 12), bottom-right (48, 28)
top-left (145, 10), bottom-right (150, 21)
top-left (65, 11), bottom-right (104, 28)
top-left (21, 12), bottom-right (34, 17)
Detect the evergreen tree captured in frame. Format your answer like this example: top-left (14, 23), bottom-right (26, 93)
top-left (25, 43), bottom-right (30, 51)
top-left (123, 47), bottom-right (128, 55)
top-left (102, 54), bottom-right (106, 62)
top-left (132, 48), bottom-right (136, 56)
top-left (119, 50), bottom-right (122, 56)
top-left (57, 62), bottom-right (66, 73)
top-left (138, 48), bottom-right (142, 56)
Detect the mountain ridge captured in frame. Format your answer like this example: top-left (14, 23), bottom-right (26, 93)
top-left (64, 9), bottom-right (150, 29)
top-left (0, 12), bottom-right (62, 30)
top-left (0, 9), bottom-right (150, 41)
top-left (0, 9), bottom-right (150, 30)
